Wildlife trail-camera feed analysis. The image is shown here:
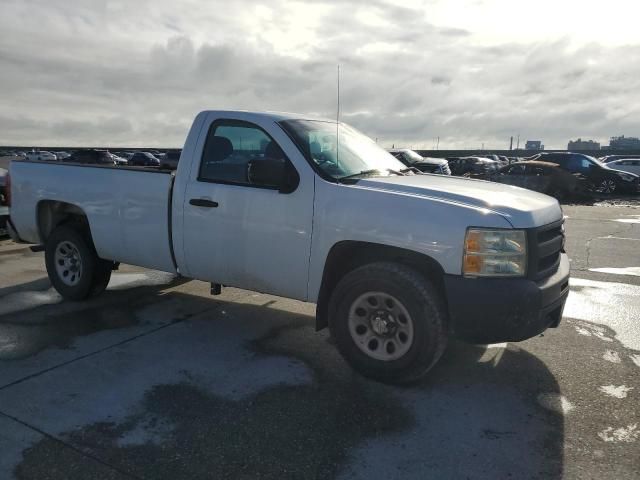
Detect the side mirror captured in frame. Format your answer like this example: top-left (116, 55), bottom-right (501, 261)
top-left (247, 158), bottom-right (299, 193)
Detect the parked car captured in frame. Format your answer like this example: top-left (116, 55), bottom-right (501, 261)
top-left (0, 167), bottom-right (7, 205)
top-left (109, 153), bottom-right (128, 166)
top-left (129, 152), bottom-right (161, 166)
top-left (26, 151), bottom-right (57, 162)
top-left (388, 149), bottom-right (450, 175)
top-left (0, 168), bottom-right (8, 234)
top-left (599, 154), bottom-right (640, 164)
top-left (7, 110), bottom-right (569, 384)
top-left (55, 151), bottom-right (72, 160)
top-left (161, 150), bottom-right (181, 170)
top-left (475, 154), bottom-right (506, 166)
top-left (529, 152), bottom-right (639, 194)
top-left (605, 159), bottom-right (640, 176)
top-left (473, 161), bottom-right (584, 200)
top-left (65, 149), bottom-right (114, 165)
top-left (117, 152), bottom-right (135, 161)
top-left (447, 156), bottom-right (501, 176)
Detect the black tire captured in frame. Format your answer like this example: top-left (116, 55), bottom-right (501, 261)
top-left (45, 225), bottom-right (111, 300)
top-left (328, 262), bottom-right (448, 384)
top-left (90, 259), bottom-right (113, 297)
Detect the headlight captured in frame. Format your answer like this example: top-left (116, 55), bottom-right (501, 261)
top-left (618, 173), bottom-right (637, 182)
top-left (463, 228), bottom-right (527, 277)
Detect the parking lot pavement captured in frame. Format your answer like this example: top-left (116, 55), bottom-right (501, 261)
top-left (0, 203), bottom-right (639, 480)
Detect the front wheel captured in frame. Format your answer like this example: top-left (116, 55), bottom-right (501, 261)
top-left (328, 262), bottom-right (448, 384)
top-left (45, 225), bottom-right (112, 300)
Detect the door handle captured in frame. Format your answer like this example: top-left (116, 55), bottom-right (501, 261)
top-left (189, 198), bottom-right (219, 208)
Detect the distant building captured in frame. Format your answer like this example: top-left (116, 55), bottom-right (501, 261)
top-left (608, 135), bottom-right (640, 150)
top-left (567, 138), bottom-right (600, 151)
top-left (525, 140), bottom-right (544, 151)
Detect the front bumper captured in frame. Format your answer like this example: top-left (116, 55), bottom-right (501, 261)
top-left (444, 253), bottom-right (570, 344)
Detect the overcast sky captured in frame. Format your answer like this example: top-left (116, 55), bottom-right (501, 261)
top-left (1, 0), bottom-right (639, 149)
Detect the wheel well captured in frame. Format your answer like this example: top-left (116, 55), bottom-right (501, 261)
top-left (37, 200), bottom-right (90, 243)
top-left (315, 241), bottom-right (447, 331)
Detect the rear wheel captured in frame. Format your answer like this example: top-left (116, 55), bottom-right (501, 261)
top-left (45, 225), bottom-right (111, 300)
top-left (329, 262), bottom-right (448, 384)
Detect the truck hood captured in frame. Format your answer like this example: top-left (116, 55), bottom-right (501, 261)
top-left (355, 174), bottom-right (562, 228)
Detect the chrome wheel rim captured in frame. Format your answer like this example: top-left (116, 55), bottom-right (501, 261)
top-left (348, 291), bottom-right (414, 361)
top-left (597, 179), bottom-right (616, 194)
top-left (54, 240), bottom-right (83, 286)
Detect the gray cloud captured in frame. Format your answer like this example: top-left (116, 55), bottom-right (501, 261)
top-left (0, 0), bottom-right (639, 149)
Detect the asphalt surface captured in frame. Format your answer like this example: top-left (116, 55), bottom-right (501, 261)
top-left (0, 203), bottom-right (639, 479)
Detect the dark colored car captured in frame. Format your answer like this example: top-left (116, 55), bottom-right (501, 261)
top-left (389, 149), bottom-right (451, 175)
top-left (129, 152), bottom-right (161, 167)
top-left (473, 161), bottom-right (583, 200)
top-left (0, 168), bottom-right (8, 234)
top-left (599, 154), bottom-right (640, 164)
top-left (66, 149), bottom-right (114, 165)
top-left (161, 150), bottom-right (181, 170)
top-left (0, 168), bottom-right (7, 203)
top-left (529, 152), bottom-right (639, 194)
top-left (447, 156), bottom-right (501, 176)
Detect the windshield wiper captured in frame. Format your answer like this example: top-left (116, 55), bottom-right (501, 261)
top-left (387, 168), bottom-right (408, 176)
top-left (337, 169), bottom-right (381, 182)
top-left (338, 168), bottom-right (407, 183)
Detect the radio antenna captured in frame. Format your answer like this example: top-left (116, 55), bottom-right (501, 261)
top-left (336, 64), bottom-right (340, 167)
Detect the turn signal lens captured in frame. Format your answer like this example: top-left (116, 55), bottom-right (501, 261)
top-left (463, 254), bottom-right (483, 274)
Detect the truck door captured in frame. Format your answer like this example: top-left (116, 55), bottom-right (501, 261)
top-left (180, 117), bottom-right (314, 301)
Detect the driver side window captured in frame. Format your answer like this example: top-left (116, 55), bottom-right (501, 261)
top-left (566, 155), bottom-right (591, 173)
top-left (198, 120), bottom-right (289, 188)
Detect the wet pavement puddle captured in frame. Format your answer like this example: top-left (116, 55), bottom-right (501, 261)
top-left (589, 267), bottom-right (640, 277)
top-left (565, 277), bottom-right (640, 350)
top-left (0, 306), bottom-right (139, 360)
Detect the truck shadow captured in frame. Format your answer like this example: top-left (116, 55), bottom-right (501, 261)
top-left (8, 285), bottom-right (565, 480)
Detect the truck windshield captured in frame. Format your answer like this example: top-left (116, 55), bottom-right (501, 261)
top-left (280, 119), bottom-right (406, 181)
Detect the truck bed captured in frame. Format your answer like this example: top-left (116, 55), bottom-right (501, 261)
top-left (9, 161), bottom-right (177, 273)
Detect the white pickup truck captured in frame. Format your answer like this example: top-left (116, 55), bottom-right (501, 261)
top-left (7, 111), bottom-right (569, 383)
